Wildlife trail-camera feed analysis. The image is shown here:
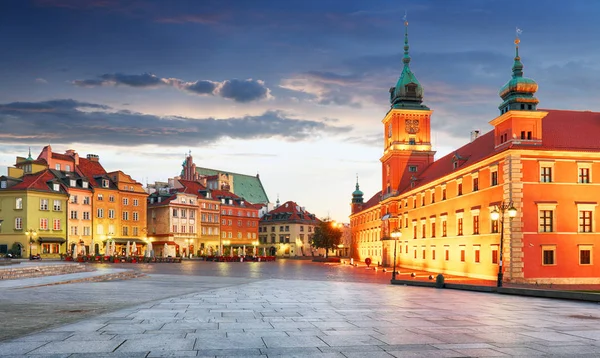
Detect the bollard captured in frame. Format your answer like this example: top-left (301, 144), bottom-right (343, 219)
top-left (435, 274), bottom-right (445, 288)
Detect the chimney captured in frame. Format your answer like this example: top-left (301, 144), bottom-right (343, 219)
top-left (86, 154), bottom-right (100, 162)
top-left (470, 130), bottom-right (480, 142)
top-left (65, 149), bottom-right (79, 165)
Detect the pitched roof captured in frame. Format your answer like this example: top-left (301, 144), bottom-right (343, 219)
top-left (51, 152), bottom-right (74, 162)
top-left (76, 157), bottom-right (107, 187)
top-left (194, 167), bottom-right (269, 204)
top-left (403, 109), bottom-right (600, 194)
top-left (177, 179), bottom-right (207, 196)
top-left (8, 170), bottom-right (58, 191)
top-left (262, 200), bottom-right (319, 223)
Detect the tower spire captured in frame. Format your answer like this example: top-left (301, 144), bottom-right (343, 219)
top-left (26, 147), bottom-right (33, 161)
top-left (403, 13), bottom-right (410, 66)
top-left (498, 27), bottom-right (538, 114)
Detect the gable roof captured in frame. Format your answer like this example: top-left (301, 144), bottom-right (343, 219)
top-left (76, 157), bottom-right (107, 187)
top-left (8, 170), bottom-right (60, 192)
top-left (194, 167), bottom-right (269, 204)
top-left (262, 200), bottom-right (319, 223)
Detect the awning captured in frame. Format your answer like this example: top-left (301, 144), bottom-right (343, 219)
top-left (150, 240), bottom-right (179, 246)
top-left (381, 214), bottom-right (391, 220)
top-left (102, 238), bottom-right (147, 244)
top-left (38, 237), bottom-right (66, 243)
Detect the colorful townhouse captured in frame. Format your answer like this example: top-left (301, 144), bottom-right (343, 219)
top-left (259, 200), bottom-right (319, 257)
top-left (350, 23), bottom-right (600, 284)
top-left (0, 167), bottom-right (68, 257)
top-left (147, 186), bottom-right (199, 257)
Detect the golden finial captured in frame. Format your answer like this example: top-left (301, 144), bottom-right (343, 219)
top-left (515, 38), bottom-right (520, 45)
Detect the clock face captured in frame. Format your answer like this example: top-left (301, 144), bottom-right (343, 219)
top-left (405, 119), bottom-right (419, 134)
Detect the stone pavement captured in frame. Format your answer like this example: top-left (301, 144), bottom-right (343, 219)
top-left (2, 277), bottom-right (600, 357)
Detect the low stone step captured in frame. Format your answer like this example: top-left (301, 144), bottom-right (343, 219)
top-left (0, 263), bottom-right (94, 281)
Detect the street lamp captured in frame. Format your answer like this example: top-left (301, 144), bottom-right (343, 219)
top-left (490, 202), bottom-right (517, 287)
top-left (26, 228), bottom-right (37, 259)
top-left (390, 228), bottom-right (402, 281)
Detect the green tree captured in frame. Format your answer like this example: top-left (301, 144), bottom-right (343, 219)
top-left (310, 221), bottom-right (342, 258)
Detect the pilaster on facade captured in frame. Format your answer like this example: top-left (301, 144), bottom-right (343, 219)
top-left (503, 153), bottom-right (524, 281)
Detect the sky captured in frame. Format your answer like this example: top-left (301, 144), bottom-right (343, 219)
top-left (2, 0), bottom-right (600, 223)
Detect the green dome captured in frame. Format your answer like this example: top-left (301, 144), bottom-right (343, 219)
top-left (352, 176), bottom-right (364, 204)
top-left (498, 39), bottom-right (539, 114)
top-left (389, 21), bottom-right (429, 110)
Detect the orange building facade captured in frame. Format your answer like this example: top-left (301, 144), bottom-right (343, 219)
top-left (350, 24), bottom-right (600, 284)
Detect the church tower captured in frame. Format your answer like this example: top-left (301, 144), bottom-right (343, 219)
top-left (489, 32), bottom-right (547, 148)
top-left (381, 19), bottom-right (435, 197)
top-left (351, 176), bottom-right (364, 214)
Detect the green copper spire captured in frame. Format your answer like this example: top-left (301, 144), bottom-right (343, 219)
top-left (498, 28), bottom-right (539, 114)
top-left (389, 16), bottom-right (428, 110)
top-left (352, 174), bottom-right (364, 204)
top-left (26, 147), bottom-right (33, 161)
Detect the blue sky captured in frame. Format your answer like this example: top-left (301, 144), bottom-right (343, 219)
top-left (2, 0), bottom-right (600, 222)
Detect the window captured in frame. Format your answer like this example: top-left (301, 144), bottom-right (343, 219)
top-left (540, 167), bottom-right (552, 183)
top-left (102, 179), bottom-right (109, 188)
top-left (542, 245), bottom-right (555, 265)
top-left (491, 219), bottom-right (499, 233)
top-left (409, 165), bottom-right (417, 172)
top-left (83, 211), bottom-right (90, 220)
top-left (97, 194), bottom-right (103, 201)
top-left (133, 199), bottom-right (139, 206)
top-left (172, 209), bottom-right (178, 217)
top-left (473, 177), bottom-right (479, 191)
top-left (133, 212), bottom-right (139, 221)
top-left (83, 196), bottom-right (90, 205)
top-left (16, 198), bottom-right (23, 209)
top-left (181, 210), bottom-right (186, 218)
top-left (579, 211), bottom-right (592, 233)
top-left (491, 171), bottom-right (498, 186)
top-left (431, 222), bottom-right (436, 238)
top-left (83, 226), bottom-right (91, 236)
top-left (431, 246), bottom-right (436, 260)
top-left (579, 245), bottom-right (592, 265)
top-left (460, 246), bottom-right (466, 262)
top-left (82, 181), bottom-right (88, 189)
top-left (97, 208), bottom-right (104, 218)
top-left (70, 195), bottom-right (78, 204)
top-left (413, 247), bottom-right (417, 258)
top-left (53, 218), bottom-right (60, 230)
top-left (431, 192), bottom-right (435, 203)
top-left (442, 219), bottom-right (447, 237)
top-left (172, 225), bottom-right (177, 233)
top-left (474, 246), bottom-right (481, 263)
top-left (444, 246), bottom-right (450, 261)
top-left (457, 183), bottom-right (463, 196)
top-left (40, 199), bottom-right (49, 211)
top-left (70, 179), bottom-right (76, 187)
top-left (421, 246), bottom-right (426, 259)
top-left (55, 164), bottom-right (61, 170)
top-left (122, 226), bottom-right (129, 236)
top-left (71, 226), bottom-right (78, 235)
top-left (15, 217), bottom-right (22, 230)
top-left (1, 181), bottom-right (6, 189)
top-left (122, 211), bottom-right (129, 220)
top-left (190, 211), bottom-right (195, 219)
top-left (473, 215), bottom-right (479, 235)
top-left (539, 210), bottom-right (553, 232)
top-left (457, 218), bottom-right (463, 236)
top-left (123, 198), bottom-right (129, 205)
top-left (108, 195), bottom-right (115, 202)
top-left (53, 183), bottom-right (60, 191)
top-left (492, 245), bottom-right (498, 264)
top-left (442, 187), bottom-right (447, 200)
top-left (108, 209), bottom-right (115, 219)
top-left (133, 227), bottom-right (138, 236)
top-left (70, 210), bottom-right (78, 219)
top-left (40, 218), bottom-right (49, 230)
top-left (578, 168), bottom-right (590, 183)
top-left (181, 225), bottom-right (186, 233)
top-left (421, 223), bottom-right (426, 238)
top-left (412, 224), bottom-right (417, 239)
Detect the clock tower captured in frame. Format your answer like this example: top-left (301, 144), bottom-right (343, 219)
top-left (381, 19), bottom-right (435, 197)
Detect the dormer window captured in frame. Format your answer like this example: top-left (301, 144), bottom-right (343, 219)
top-left (82, 181), bottom-right (88, 189)
top-left (55, 164), bottom-right (61, 170)
top-left (1, 180), bottom-right (6, 189)
top-left (453, 161), bottom-right (458, 169)
top-left (70, 179), bottom-right (76, 187)
top-left (102, 179), bottom-right (109, 188)
top-left (53, 183), bottom-right (60, 191)
top-left (405, 83), bottom-right (417, 97)
top-left (65, 165), bottom-right (71, 172)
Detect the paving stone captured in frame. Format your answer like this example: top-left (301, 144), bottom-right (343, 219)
top-left (387, 349), bottom-right (464, 358)
top-left (28, 340), bottom-right (125, 354)
top-left (194, 336), bottom-right (266, 350)
top-left (262, 335), bottom-right (327, 348)
top-left (0, 341), bottom-right (48, 356)
top-left (196, 348), bottom-right (263, 356)
top-left (12, 332), bottom-right (73, 342)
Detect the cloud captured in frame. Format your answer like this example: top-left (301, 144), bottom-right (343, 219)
top-left (72, 73), bottom-right (271, 103)
top-left (35, 78), bottom-right (48, 84)
top-left (219, 79), bottom-right (271, 103)
top-left (0, 99), bottom-right (351, 147)
top-left (280, 71), bottom-right (364, 108)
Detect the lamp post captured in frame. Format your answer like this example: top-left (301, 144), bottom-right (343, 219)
top-left (26, 228), bottom-right (37, 259)
top-left (490, 202), bottom-right (517, 287)
top-left (390, 228), bottom-right (402, 281)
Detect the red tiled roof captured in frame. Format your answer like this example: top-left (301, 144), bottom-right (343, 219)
top-left (51, 152), bottom-right (74, 162)
top-left (361, 191), bottom-right (382, 211)
top-left (10, 170), bottom-right (57, 191)
top-left (267, 201), bottom-right (316, 219)
top-left (211, 189), bottom-right (241, 200)
top-left (76, 158), bottom-right (107, 187)
top-left (177, 179), bottom-right (207, 195)
top-left (405, 109), bottom-right (600, 194)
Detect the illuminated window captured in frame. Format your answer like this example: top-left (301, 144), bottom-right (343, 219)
top-left (457, 218), bottom-right (463, 236)
top-left (473, 177), bottom-right (479, 191)
top-left (474, 246), bottom-right (480, 263)
top-left (431, 246), bottom-right (436, 260)
top-left (539, 210), bottom-right (553, 232)
top-left (491, 219), bottom-right (499, 233)
top-left (473, 215), bottom-right (479, 235)
top-left (431, 221), bottom-right (436, 238)
top-left (460, 246), bottom-right (466, 262)
top-left (458, 183), bottom-right (463, 196)
top-left (491, 171), bottom-right (498, 186)
top-left (442, 187), bottom-right (447, 200)
top-left (579, 211), bottom-right (592, 233)
top-left (444, 245), bottom-right (450, 261)
top-left (442, 218), bottom-right (447, 237)
top-left (491, 245), bottom-right (498, 264)
top-left (579, 168), bottom-right (590, 183)
top-left (540, 167), bottom-right (552, 183)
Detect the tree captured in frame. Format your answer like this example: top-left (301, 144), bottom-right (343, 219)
top-left (310, 221), bottom-right (342, 258)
